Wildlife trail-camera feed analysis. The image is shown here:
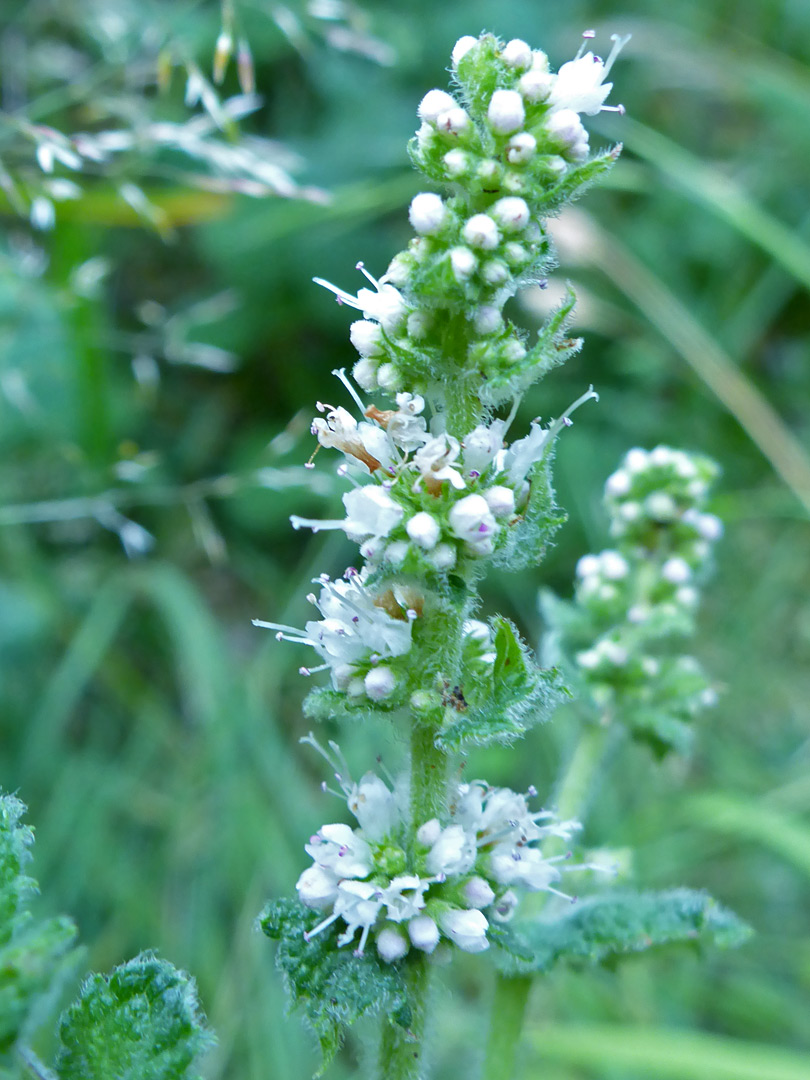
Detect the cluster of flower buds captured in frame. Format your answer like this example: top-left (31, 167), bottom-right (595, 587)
top-left (543, 447), bottom-right (722, 744)
top-left (295, 736), bottom-right (591, 961)
top-left (310, 31), bottom-right (628, 399)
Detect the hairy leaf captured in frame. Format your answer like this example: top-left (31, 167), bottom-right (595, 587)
top-left (535, 146), bottom-right (622, 214)
top-left (0, 796), bottom-right (36, 945)
top-left (438, 617), bottom-right (566, 748)
top-left (493, 889), bottom-right (751, 975)
top-left (56, 954), bottom-right (213, 1080)
top-left (260, 898), bottom-right (412, 1073)
top-left (493, 454), bottom-right (567, 572)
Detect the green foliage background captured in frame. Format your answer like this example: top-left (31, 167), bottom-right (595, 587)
top-left (1, 0), bottom-right (809, 1077)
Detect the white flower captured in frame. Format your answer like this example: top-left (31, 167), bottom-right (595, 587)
top-left (383, 875), bottom-right (430, 922)
top-left (296, 864), bottom-right (340, 910)
top-left (436, 107), bottom-right (471, 135)
top-left (491, 889), bottom-right (519, 922)
top-left (489, 844), bottom-right (563, 893)
top-left (461, 876), bottom-right (496, 909)
top-left (409, 192), bottom-right (447, 234)
top-left (463, 214), bottom-right (500, 250)
top-left (407, 512), bottom-right (441, 550)
top-left (377, 362), bottom-right (402, 391)
top-left (376, 925), bottom-right (409, 962)
top-left (342, 486), bottom-right (404, 541)
top-left (408, 914), bottom-right (440, 953)
top-left (352, 359), bottom-right (378, 392)
top-left (487, 89), bottom-right (525, 134)
top-left (418, 88), bottom-right (457, 123)
top-left (462, 421), bottom-right (506, 477)
top-left (305, 823), bottom-right (373, 879)
top-left (428, 543), bottom-right (456, 571)
top-left (545, 108), bottom-right (590, 161)
top-left (474, 305), bottom-right (502, 335)
top-left (437, 907), bottom-right (489, 952)
top-left (624, 447), bottom-right (649, 472)
top-left (576, 554), bottom-right (600, 578)
top-left (413, 435), bottom-right (466, 491)
top-left (416, 818), bottom-right (442, 847)
top-left (426, 824), bottom-right (476, 876)
top-left (448, 494), bottom-right (498, 555)
top-left (605, 468), bottom-right (631, 496)
top-left (548, 34), bottom-right (630, 116)
top-left (348, 772), bottom-right (398, 841)
top-left (491, 197), bottom-right (530, 232)
top-left (314, 263), bottom-right (407, 335)
top-left (502, 39), bottom-right (532, 70)
top-left (334, 880), bottom-right (385, 953)
top-left (482, 260), bottom-right (508, 285)
top-left (645, 491), bottom-right (677, 521)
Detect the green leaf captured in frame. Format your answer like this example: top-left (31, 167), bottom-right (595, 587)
top-left (492, 454), bottom-right (567, 572)
top-left (260, 898), bottom-right (412, 1073)
top-left (0, 916), bottom-right (78, 1053)
top-left (493, 889), bottom-right (751, 975)
top-left (0, 795), bottom-right (79, 1055)
top-left (480, 288), bottom-right (582, 406)
top-left (438, 617), bottom-right (566, 749)
top-left (303, 687), bottom-right (399, 725)
top-left (534, 145), bottom-right (622, 215)
top-left (0, 796), bottom-right (35, 944)
top-left (56, 954), bottom-right (213, 1080)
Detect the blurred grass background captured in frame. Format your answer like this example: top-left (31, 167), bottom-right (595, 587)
top-left (1, 0), bottom-right (809, 1077)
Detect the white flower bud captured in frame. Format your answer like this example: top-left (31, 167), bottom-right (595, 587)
top-left (697, 513), bottom-right (723, 541)
top-left (662, 557), bottom-right (691, 584)
top-left (502, 39), bottom-right (532, 70)
top-left (576, 554), bottom-right (600, 578)
top-left (451, 35), bottom-right (478, 66)
top-left (518, 69), bottom-right (553, 102)
top-left (504, 242), bottom-right (527, 265)
top-left (505, 132), bottom-right (537, 164)
top-left (450, 246), bottom-right (477, 281)
top-left (352, 359), bottom-right (378, 392)
top-left (416, 818), bottom-right (442, 847)
top-left (408, 914), bottom-right (440, 952)
top-left (677, 585), bottom-right (699, 607)
top-left (409, 192), bottom-right (447, 235)
top-left (619, 501), bottom-right (641, 522)
top-left (385, 253), bottom-right (412, 286)
top-left (449, 494), bottom-right (493, 539)
top-left (436, 107), bottom-right (470, 134)
top-left (502, 339), bottom-right (526, 362)
top-left (461, 876), bottom-right (496, 909)
top-left (376, 362), bottom-right (402, 391)
top-left (487, 89), bottom-right (525, 134)
top-left (645, 491), bottom-right (677, 521)
top-left (600, 550), bottom-right (629, 580)
top-left (576, 648), bottom-right (600, 670)
top-left (437, 907), bottom-right (489, 952)
top-left (376, 926), bottom-right (409, 963)
top-left (600, 640), bottom-right (628, 666)
top-left (483, 485), bottom-right (515, 517)
top-left (349, 319), bottom-right (383, 357)
top-left (482, 260), bottom-right (508, 285)
top-left (463, 214), bottom-right (500, 250)
top-left (443, 149), bottom-right (469, 178)
top-left (605, 469), bottom-right (631, 497)
top-left (625, 448), bottom-right (649, 472)
top-left (641, 656), bottom-right (660, 676)
top-left (418, 89), bottom-right (457, 123)
top-left (474, 305), bottom-right (501, 335)
top-left (650, 446), bottom-right (674, 467)
top-left (477, 159), bottom-right (501, 183)
top-left (384, 540), bottom-right (409, 566)
top-left (546, 108), bottom-right (590, 161)
top-left (407, 511), bottom-right (441, 550)
top-left (491, 197), bottom-right (530, 232)
top-left (296, 865), bottom-right (338, 911)
top-left (407, 310), bottom-right (431, 339)
top-left (492, 889), bottom-right (519, 922)
top-left (365, 666), bottom-right (396, 701)
top-left (628, 604), bottom-right (650, 624)
top-left (428, 543), bottom-right (457, 570)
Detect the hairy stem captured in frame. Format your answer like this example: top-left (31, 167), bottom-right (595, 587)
top-left (482, 973), bottom-right (533, 1080)
top-left (379, 955), bottom-right (430, 1080)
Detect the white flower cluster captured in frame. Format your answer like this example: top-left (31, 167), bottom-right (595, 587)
top-left (285, 369), bottom-right (595, 580)
top-left (254, 568), bottom-right (420, 701)
top-left (295, 736), bottom-right (587, 961)
top-left (553, 447), bottom-right (722, 720)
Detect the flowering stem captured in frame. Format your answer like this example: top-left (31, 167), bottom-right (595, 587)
top-left (482, 973), bottom-right (533, 1080)
top-left (379, 954), bottom-right (430, 1080)
top-left (554, 722), bottom-right (611, 822)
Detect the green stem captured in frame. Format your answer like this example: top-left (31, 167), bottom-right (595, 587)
top-left (379, 955), bottom-right (430, 1080)
top-left (482, 973), bottom-right (533, 1080)
top-left (555, 722), bottom-right (611, 823)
